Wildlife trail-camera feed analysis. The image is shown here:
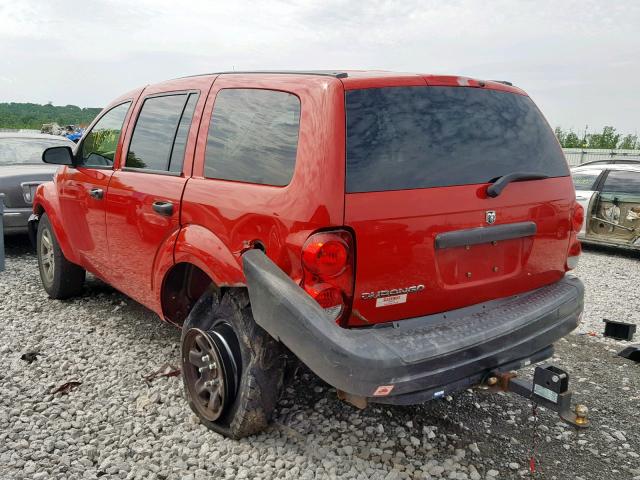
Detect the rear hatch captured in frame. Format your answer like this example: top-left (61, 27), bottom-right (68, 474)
top-left (344, 83), bottom-right (574, 326)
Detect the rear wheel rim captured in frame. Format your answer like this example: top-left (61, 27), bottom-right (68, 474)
top-left (182, 327), bottom-right (238, 422)
top-left (40, 228), bottom-right (55, 285)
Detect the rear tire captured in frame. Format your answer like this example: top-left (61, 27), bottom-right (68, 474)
top-left (36, 213), bottom-right (85, 299)
top-left (180, 288), bottom-right (285, 438)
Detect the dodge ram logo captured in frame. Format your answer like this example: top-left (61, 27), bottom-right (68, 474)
top-left (486, 210), bottom-right (497, 224)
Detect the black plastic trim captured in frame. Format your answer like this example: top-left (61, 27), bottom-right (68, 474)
top-left (435, 221), bottom-right (537, 249)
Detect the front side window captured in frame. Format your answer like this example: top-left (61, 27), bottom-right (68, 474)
top-left (346, 87), bottom-right (569, 193)
top-left (79, 102), bottom-right (130, 167)
top-left (601, 170), bottom-right (640, 195)
top-left (571, 170), bottom-right (601, 191)
top-left (204, 89), bottom-right (300, 186)
top-left (126, 93), bottom-right (198, 172)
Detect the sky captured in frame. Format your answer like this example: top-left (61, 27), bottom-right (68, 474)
top-left (1, 0), bottom-right (638, 135)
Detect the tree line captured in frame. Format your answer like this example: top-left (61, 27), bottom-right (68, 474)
top-left (0, 102), bottom-right (102, 130)
top-left (554, 126), bottom-right (639, 150)
top-left (2, 101), bottom-right (637, 151)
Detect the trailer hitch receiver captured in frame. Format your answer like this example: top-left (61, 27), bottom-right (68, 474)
top-left (483, 365), bottom-right (589, 428)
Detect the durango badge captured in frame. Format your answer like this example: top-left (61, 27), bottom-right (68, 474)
top-left (361, 284), bottom-right (425, 300)
top-left (486, 210), bottom-right (497, 224)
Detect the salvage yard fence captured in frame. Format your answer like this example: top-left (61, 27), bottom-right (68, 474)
top-left (563, 148), bottom-right (640, 167)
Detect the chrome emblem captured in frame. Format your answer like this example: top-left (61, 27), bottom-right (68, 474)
top-left (361, 284), bottom-right (425, 300)
top-left (486, 210), bottom-right (497, 224)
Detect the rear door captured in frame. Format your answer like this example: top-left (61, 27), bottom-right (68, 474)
top-left (343, 85), bottom-right (575, 325)
top-left (105, 76), bottom-right (213, 310)
top-left (586, 169), bottom-right (640, 247)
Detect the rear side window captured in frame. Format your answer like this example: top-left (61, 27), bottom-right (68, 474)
top-left (204, 89), bottom-right (300, 186)
top-left (126, 93), bottom-right (198, 172)
top-left (346, 87), bottom-right (569, 193)
top-left (571, 170), bottom-right (601, 191)
top-left (601, 170), bottom-right (640, 195)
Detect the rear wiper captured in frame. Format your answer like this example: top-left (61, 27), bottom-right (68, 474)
top-left (486, 172), bottom-right (550, 197)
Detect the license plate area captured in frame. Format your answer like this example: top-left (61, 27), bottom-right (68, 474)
top-left (435, 238), bottom-right (524, 285)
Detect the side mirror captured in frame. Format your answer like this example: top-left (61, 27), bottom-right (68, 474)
top-left (42, 146), bottom-right (75, 166)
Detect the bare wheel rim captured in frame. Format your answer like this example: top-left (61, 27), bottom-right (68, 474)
top-left (182, 328), bottom-right (231, 422)
top-left (40, 228), bottom-right (55, 284)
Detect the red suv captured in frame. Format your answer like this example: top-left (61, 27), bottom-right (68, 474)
top-left (32, 71), bottom-right (584, 438)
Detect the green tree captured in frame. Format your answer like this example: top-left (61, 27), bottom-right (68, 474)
top-left (564, 132), bottom-right (582, 148)
top-left (0, 102), bottom-right (102, 129)
top-left (554, 127), bottom-right (583, 148)
top-left (587, 126), bottom-right (620, 149)
top-left (619, 134), bottom-right (638, 150)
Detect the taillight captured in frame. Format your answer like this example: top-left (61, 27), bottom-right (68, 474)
top-left (566, 202), bottom-right (583, 271)
top-left (301, 230), bottom-right (354, 324)
top-left (572, 203), bottom-right (584, 233)
top-left (566, 239), bottom-right (581, 270)
top-left (302, 237), bottom-right (348, 277)
top-left (304, 283), bottom-right (344, 319)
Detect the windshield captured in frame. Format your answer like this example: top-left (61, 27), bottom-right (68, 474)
top-left (345, 86), bottom-right (569, 193)
top-left (0, 137), bottom-right (72, 166)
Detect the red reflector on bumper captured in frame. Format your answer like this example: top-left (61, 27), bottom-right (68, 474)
top-left (372, 385), bottom-right (394, 396)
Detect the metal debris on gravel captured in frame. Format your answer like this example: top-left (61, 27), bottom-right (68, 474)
top-left (0, 237), bottom-right (639, 479)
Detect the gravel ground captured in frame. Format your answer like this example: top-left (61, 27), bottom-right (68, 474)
top-left (1, 236), bottom-right (639, 480)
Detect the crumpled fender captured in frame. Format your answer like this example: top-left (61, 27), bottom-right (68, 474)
top-left (173, 224), bottom-right (245, 288)
top-left (32, 182), bottom-right (81, 265)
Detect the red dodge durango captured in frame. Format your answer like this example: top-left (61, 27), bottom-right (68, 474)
top-left (31, 70), bottom-right (584, 438)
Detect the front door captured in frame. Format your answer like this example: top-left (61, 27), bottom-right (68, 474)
top-left (571, 168), bottom-right (604, 236)
top-left (586, 169), bottom-right (640, 247)
top-left (105, 77), bottom-right (212, 310)
top-left (58, 101), bottom-right (133, 275)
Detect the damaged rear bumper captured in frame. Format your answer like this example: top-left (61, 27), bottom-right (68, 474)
top-left (242, 250), bottom-right (584, 403)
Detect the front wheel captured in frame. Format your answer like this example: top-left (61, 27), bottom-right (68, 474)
top-left (37, 213), bottom-right (85, 299)
top-left (180, 289), bottom-right (285, 438)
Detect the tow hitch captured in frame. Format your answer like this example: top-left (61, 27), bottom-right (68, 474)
top-left (482, 365), bottom-right (589, 428)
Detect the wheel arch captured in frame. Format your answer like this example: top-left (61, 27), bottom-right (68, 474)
top-left (32, 184), bottom-right (81, 265)
top-left (160, 225), bottom-right (247, 325)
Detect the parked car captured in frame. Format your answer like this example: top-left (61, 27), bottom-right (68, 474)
top-left (0, 133), bottom-right (75, 235)
top-left (571, 161), bottom-right (640, 249)
top-left (31, 71), bottom-right (584, 438)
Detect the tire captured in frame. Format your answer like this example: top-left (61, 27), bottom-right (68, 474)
top-left (36, 213), bottom-right (86, 299)
top-left (180, 288), bottom-right (285, 438)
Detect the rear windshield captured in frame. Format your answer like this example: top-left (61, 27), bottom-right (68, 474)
top-left (345, 86), bottom-right (569, 193)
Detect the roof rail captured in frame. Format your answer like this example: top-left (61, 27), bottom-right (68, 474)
top-left (491, 80), bottom-right (513, 86)
top-left (179, 70), bottom-right (349, 80)
top-left (579, 159), bottom-right (640, 167)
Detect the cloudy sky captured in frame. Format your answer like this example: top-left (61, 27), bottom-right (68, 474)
top-left (1, 0), bottom-right (638, 134)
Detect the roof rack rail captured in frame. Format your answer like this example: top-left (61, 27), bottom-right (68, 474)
top-left (579, 159), bottom-right (640, 167)
top-left (491, 80), bottom-right (513, 86)
top-left (179, 70), bottom-right (348, 80)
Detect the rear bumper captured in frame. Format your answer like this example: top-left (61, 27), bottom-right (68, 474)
top-left (243, 250), bottom-right (584, 402)
top-left (1, 206), bottom-right (31, 234)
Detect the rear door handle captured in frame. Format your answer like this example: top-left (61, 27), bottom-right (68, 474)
top-left (152, 200), bottom-right (174, 216)
top-left (88, 188), bottom-right (104, 200)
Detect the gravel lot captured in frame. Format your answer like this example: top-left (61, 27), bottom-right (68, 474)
top-left (1, 236), bottom-right (639, 480)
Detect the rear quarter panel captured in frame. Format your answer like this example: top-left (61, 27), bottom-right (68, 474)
top-left (180, 74), bottom-right (346, 287)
